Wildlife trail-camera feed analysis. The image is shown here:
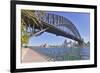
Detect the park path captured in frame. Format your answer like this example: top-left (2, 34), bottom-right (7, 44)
top-left (22, 48), bottom-right (48, 63)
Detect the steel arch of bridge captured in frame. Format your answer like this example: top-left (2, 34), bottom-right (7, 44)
top-left (22, 10), bottom-right (82, 43)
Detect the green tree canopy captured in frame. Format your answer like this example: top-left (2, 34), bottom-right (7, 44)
top-left (21, 10), bottom-right (44, 47)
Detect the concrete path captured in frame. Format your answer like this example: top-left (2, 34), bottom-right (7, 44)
top-left (22, 48), bottom-right (48, 63)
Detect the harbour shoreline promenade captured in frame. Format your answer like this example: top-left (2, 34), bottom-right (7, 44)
top-left (22, 47), bottom-right (89, 63)
top-left (22, 48), bottom-right (50, 63)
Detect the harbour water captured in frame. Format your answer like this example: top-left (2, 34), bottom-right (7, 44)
top-left (31, 47), bottom-right (90, 61)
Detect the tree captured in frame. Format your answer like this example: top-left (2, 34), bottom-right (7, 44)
top-left (21, 24), bottom-right (29, 47)
top-left (21, 10), bottom-right (44, 47)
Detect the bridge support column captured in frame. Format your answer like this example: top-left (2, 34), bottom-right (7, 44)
top-left (78, 41), bottom-right (84, 48)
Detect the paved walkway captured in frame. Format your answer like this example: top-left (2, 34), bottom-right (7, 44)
top-left (22, 48), bottom-right (48, 63)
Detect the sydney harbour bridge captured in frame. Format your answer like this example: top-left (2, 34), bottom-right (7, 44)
top-left (21, 10), bottom-right (83, 45)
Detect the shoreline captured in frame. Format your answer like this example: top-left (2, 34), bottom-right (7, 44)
top-left (21, 47), bottom-right (90, 63)
top-left (22, 48), bottom-right (52, 63)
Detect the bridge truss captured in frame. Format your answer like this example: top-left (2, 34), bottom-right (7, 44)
top-left (21, 10), bottom-right (83, 44)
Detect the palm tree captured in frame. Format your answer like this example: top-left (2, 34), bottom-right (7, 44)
top-left (21, 10), bottom-right (44, 47)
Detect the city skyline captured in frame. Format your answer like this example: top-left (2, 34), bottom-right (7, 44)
top-left (28, 11), bottom-right (90, 46)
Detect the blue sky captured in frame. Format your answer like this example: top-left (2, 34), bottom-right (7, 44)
top-left (28, 11), bottom-right (90, 46)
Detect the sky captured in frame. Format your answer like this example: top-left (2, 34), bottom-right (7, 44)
top-left (28, 11), bottom-right (90, 46)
